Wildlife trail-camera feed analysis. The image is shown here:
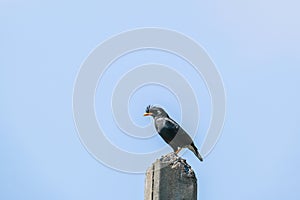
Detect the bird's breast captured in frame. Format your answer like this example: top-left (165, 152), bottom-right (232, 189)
top-left (154, 118), bottom-right (165, 132)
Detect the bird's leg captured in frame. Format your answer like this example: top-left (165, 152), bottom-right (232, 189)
top-left (175, 147), bottom-right (182, 154)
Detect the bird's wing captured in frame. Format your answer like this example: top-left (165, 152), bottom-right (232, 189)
top-left (166, 118), bottom-right (194, 147)
top-left (155, 117), bottom-right (179, 146)
top-left (164, 118), bottom-right (179, 130)
top-left (156, 117), bottom-right (194, 150)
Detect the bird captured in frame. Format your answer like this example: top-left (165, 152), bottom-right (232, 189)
top-left (143, 105), bottom-right (203, 162)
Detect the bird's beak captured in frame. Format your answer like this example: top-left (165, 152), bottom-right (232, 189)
top-left (143, 112), bottom-right (152, 116)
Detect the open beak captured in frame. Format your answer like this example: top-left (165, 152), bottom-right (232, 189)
top-left (143, 112), bottom-right (152, 116)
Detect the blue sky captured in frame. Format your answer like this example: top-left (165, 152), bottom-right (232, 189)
top-left (1, 0), bottom-right (300, 199)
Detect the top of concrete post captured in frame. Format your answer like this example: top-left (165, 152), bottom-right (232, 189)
top-left (145, 153), bottom-right (197, 200)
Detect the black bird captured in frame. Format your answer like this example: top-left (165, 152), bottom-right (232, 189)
top-left (144, 105), bottom-right (203, 162)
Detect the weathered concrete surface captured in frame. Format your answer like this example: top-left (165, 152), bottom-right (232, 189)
top-left (145, 153), bottom-right (197, 200)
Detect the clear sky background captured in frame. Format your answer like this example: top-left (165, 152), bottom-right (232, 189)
top-left (1, 0), bottom-right (300, 200)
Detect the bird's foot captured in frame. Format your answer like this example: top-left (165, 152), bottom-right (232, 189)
top-left (175, 147), bottom-right (183, 155)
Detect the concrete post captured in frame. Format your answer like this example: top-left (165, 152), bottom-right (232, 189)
top-left (144, 153), bottom-right (197, 200)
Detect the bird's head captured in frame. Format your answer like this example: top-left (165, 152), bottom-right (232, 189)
top-left (143, 105), bottom-right (169, 118)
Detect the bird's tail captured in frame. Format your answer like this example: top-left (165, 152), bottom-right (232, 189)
top-left (188, 143), bottom-right (203, 162)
